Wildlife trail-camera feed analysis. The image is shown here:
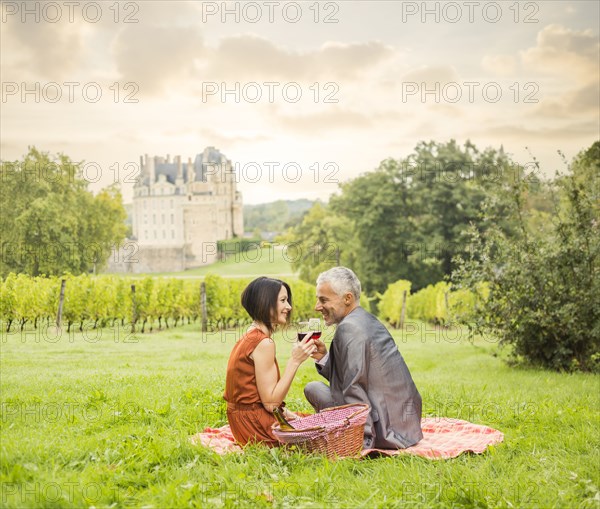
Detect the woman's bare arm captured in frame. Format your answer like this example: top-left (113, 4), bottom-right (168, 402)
top-left (253, 335), bottom-right (315, 412)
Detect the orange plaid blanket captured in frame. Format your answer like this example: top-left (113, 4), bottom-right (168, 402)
top-left (190, 417), bottom-right (503, 459)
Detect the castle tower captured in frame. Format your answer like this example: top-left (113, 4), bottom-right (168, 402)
top-left (129, 147), bottom-right (244, 272)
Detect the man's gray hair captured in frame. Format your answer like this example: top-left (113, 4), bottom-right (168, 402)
top-left (316, 267), bottom-right (361, 301)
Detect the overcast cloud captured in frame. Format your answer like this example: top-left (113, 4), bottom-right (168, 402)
top-left (1, 1), bottom-right (598, 204)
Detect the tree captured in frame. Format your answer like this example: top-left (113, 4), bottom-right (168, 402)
top-left (453, 141), bottom-right (600, 372)
top-left (277, 202), bottom-right (356, 284)
top-left (329, 140), bottom-right (525, 294)
top-left (330, 158), bottom-right (421, 293)
top-left (82, 184), bottom-right (129, 273)
top-left (0, 148), bottom-right (127, 276)
top-left (243, 199), bottom-right (314, 233)
top-left (280, 140), bottom-right (551, 296)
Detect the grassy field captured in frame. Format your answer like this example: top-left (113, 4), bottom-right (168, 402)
top-left (1, 320), bottom-right (599, 508)
top-left (124, 247), bottom-right (296, 278)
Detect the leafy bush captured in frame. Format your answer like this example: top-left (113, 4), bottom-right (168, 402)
top-left (377, 279), bottom-right (411, 327)
top-left (288, 279), bottom-right (319, 321)
top-left (453, 142), bottom-right (600, 372)
top-left (406, 281), bottom-right (449, 324)
top-left (376, 278), bottom-right (484, 327)
top-left (446, 282), bottom-right (490, 324)
top-left (62, 273), bottom-right (91, 331)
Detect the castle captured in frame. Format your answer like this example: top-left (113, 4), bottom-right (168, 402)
top-left (115, 147), bottom-right (243, 273)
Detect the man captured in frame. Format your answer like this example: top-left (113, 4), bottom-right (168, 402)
top-left (305, 266), bottom-right (423, 449)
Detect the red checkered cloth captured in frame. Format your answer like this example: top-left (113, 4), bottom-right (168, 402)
top-left (190, 417), bottom-right (503, 459)
top-left (191, 425), bottom-right (242, 455)
top-left (363, 417), bottom-right (504, 459)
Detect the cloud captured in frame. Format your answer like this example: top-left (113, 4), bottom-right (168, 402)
top-left (316, 41), bottom-right (395, 79)
top-left (401, 65), bottom-right (460, 86)
top-left (399, 121), bottom-right (438, 140)
top-left (430, 104), bottom-right (464, 117)
top-left (203, 35), bottom-right (394, 81)
top-left (520, 24), bottom-right (599, 83)
top-left (534, 82), bottom-right (600, 118)
top-left (481, 120), bottom-right (599, 141)
top-left (113, 25), bottom-right (204, 95)
top-left (481, 55), bottom-right (517, 76)
top-left (1, 0), bottom-right (203, 83)
top-left (0, 139), bottom-right (24, 157)
top-left (194, 128), bottom-right (271, 147)
top-left (1, 5), bottom-right (84, 80)
top-left (508, 24), bottom-right (600, 120)
top-left (276, 107), bottom-right (373, 134)
top-left (202, 128), bottom-right (269, 141)
top-left (133, 1), bottom-right (202, 25)
top-left (114, 31), bottom-right (393, 94)
top-left (270, 102), bottom-right (416, 135)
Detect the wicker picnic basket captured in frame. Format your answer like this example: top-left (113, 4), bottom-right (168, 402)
top-left (272, 403), bottom-right (370, 459)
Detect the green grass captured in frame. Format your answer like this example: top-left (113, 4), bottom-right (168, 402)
top-left (116, 247), bottom-right (296, 278)
top-left (1, 320), bottom-right (599, 508)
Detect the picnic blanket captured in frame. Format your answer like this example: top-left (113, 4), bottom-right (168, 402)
top-left (190, 417), bottom-right (504, 459)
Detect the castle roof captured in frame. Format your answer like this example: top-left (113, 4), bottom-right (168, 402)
top-left (140, 148), bottom-right (227, 186)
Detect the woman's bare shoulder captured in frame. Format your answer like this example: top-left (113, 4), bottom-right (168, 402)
top-left (249, 336), bottom-right (275, 360)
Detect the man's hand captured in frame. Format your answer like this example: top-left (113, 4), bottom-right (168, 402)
top-left (310, 337), bottom-right (328, 361)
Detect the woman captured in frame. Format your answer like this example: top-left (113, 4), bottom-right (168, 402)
top-left (223, 276), bottom-right (316, 446)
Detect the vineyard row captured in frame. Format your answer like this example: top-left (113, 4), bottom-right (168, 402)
top-left (1, 273), bottom-right (485, 334)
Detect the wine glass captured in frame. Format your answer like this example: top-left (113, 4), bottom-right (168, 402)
top-left (308, 318), bottom-right (322, 340)
top-left (297, 318), bottom-right (322, 343)
top-left (297, 321), bottom-right (310, 343)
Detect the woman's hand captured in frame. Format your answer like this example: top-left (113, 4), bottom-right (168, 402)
top-left (283, 408), bottom-right (299, 421)
top-left (253, 336), bottom-right (313, 413)
top-left (290, 333), bottom-right (317, 365)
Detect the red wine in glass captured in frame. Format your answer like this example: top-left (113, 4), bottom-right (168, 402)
top-left (297, 331), bottom-right (322, 341)
top-left (297, 319), bottom-right (322, 342)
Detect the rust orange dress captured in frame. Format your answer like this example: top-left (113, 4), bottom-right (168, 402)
top-left (223, 327), bottom-right (282, 447)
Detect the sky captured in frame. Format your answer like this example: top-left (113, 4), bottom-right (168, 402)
top-left (1, 0), bottom-right (599, 205)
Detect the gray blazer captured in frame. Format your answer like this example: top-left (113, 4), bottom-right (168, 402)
top-left (317, 306), bottom-right (423, 448)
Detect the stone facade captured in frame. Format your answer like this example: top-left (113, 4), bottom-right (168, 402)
top-left (110, 147), bottom-right (243, 273)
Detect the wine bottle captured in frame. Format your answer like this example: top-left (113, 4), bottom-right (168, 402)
top-left (273, 407), bottom-right (295, 430)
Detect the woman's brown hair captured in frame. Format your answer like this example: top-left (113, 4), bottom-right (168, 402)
top-left (241, 277), bottom-right (292, 334)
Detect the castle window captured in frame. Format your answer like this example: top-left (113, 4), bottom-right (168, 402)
top-left (154, 231), bottom-right (157, 239)
top-left (171, 230), bottom-right (175, 239)
top-left (153, 214), bottom-right (156, 225)
top-left (171, 214), bottom-right (174, 224)
top-left (161, 214), bottom-right (165, 224)
top-left (163, 230), bottom-right (166, 239)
